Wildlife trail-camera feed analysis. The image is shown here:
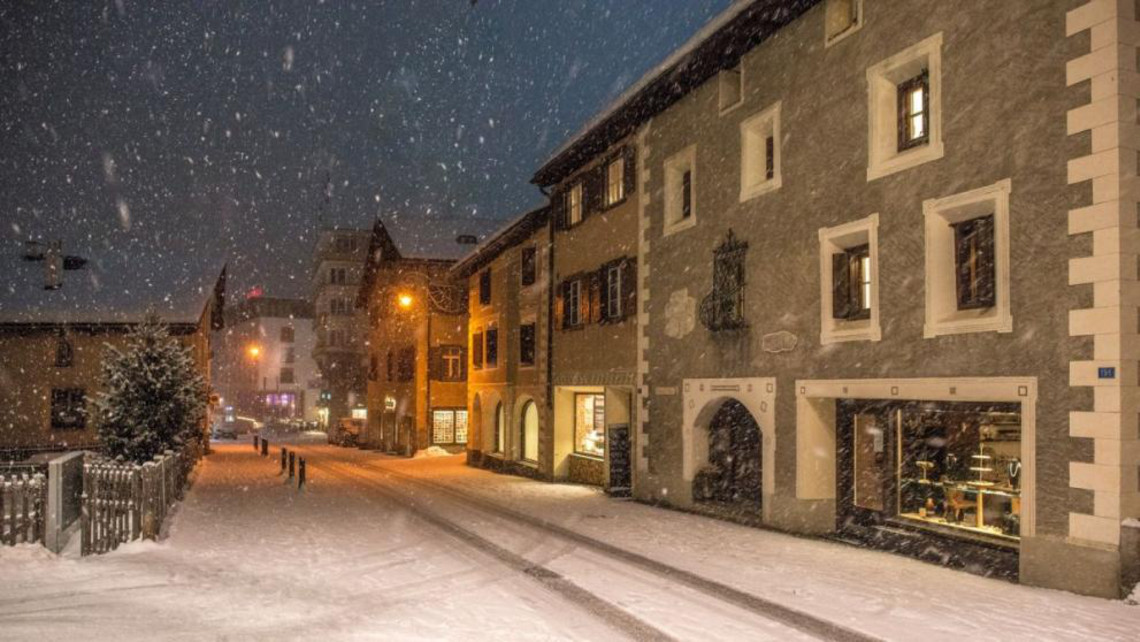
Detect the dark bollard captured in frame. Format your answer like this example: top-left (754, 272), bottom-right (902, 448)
top-left (253, 435), bottom-right (259, 450)
top-left (298, 458), bottom-right (306, 488)
top-left (288, 451), bottom-right (295, 479)
top-left (280, 447), bottom-right (287, 473)
top-left (261, 439), bottom-right (268, 456)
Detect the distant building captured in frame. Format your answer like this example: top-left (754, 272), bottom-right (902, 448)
top-left (0, 243), bottom-right (224, 455)
top-left (359, 220), bottom-right (469, 453)
top-left (310, 228), bottom-right (371, 428)
top-left (213, 296), bottom-right (319, 426)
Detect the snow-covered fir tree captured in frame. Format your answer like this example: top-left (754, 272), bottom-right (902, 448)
top-left (95, 315), bottom-right (207, 463)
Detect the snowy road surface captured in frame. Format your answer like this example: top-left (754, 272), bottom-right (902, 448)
top-left (0, 444), bottom-right (1136, 641)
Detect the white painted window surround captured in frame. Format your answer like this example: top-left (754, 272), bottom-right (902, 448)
top-left (866, 32), bottom-right (944, 181)
top-left (663, 145), bottom-right (697, 237)
top-left (923, 179), bottom-right (1013, 338)
top-left (739, 101), bottom-right (782, 202)
top-left (818, 213), bottom-right (881, 344)
top-left (718, 63), bottom-right (743, 115)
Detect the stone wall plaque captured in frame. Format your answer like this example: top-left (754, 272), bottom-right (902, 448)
top-left (761, 330), bottom-right (798, 353)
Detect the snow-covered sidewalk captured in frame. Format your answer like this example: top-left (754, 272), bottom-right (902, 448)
top-left (330, 449), bottom-right (1140, 642)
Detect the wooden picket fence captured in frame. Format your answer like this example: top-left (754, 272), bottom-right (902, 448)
top-left (0, 473), bottom-right (46, 546)
top-left (81, 440), bottom-right (203, 556)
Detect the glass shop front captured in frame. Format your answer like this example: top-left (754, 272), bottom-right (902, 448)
top-left (837, 399), bottom-right (1022, 577)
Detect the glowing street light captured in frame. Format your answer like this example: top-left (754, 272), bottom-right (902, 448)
top-left (397, 293), bottom-right (414, 309)
top-left (246, 344), bottom-right (261, 359)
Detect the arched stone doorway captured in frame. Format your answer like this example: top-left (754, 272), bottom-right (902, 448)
top-left (520, 400), bottom-right (539, 462)
top-left (694, 400), bottom-right (762, 505)
top-left (682, 378), bottom-right (776, 522)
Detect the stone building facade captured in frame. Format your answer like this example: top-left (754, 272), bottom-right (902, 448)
top-left (579, 0), bottom-right (1139, 598)
top-left (454, 207), bottom-right (553, 480)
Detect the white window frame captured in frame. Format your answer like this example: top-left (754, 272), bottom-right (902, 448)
top-left (606, 263), bottom-right (622, 319)
top-left (718, 62), bottom-right (744, 115)
top-left (824, 0), bottom-right (864, 48)
top-left (567, 183), bottom-right (583, 226)
top-left (567, 279), bottom-right (582, 326)
top-left (606, 157), bottom-right (624, 206)
top-left (441, 346), bottom-right (463, 379)
top-left (922, 179), bottom-right (1012, 338)
top-left (818, 213), bottom-right (881, 344)
top-left (866, 32), bottom-right (944, 182)
top-left (739, 101), bottom-right (782, 202)
top-left (663, 145), bottom-right (697, 237)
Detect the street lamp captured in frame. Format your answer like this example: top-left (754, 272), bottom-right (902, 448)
top-left (246, 344), bottom-right (261, 359)
top-left (397, 293), bottom-right (414, 309)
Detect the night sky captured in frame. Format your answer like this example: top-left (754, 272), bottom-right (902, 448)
top-left (1, 0), bottom-right (731, 299)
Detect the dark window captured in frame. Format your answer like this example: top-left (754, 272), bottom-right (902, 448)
top-left (280, 326), bottom-right (294, 343)
top-left (898, 71), bottom-right (930, 151)
top-left (699, 230), bottom-right (747, 331)
top-left (279, 368), bottom-right (295, 384)
top-left (479, 269), bottom-right (492, 305)
top-left (765, 136), bottom-right (775, 181)
top-left (397, 346), bottom-right (415, 382)
top-left (485, 328), bottom-right (498, 368)
top-left (329, 267), bottom-right (346, 284)
top-left (681, 170), bottom-right (693, 219)
top-left (832, 244), bottom-right (872, 321)
top-left (562, 279), bottom-right (583, 328)
top-left (519, 323), bottom-right (536, 366)
top-left (521, 247), bottom-right (537, 287)
top-left (430, 345), bottom-right (466, 382)
top-left (285, 347), bottom-right (295, 364)
top-left (369, 355), bottom-right (379, 382)
top-left (51, 388), bottom-right (86, 430)
top-left (386, 349), bottom-right (394, 382)
top-left (472, 331), bottom-right (484, 370)
top-left (55, 334), bottom-right (73, 368)
top-left (952, 215), bottom-right (996, 310)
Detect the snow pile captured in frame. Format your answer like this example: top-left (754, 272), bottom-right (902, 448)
top-left (413, 445), bottom-right (453, 458)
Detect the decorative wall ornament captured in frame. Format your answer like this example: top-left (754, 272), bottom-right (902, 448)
top-left (699, 229), bottom-right (748, 331)
top-left (761, 330), bottom-right (798, 353)
top-left (664, 289), bottom-right (696, 339)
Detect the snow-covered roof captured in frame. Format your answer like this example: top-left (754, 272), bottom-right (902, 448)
top-left (451, 205), bottom-right (550, 278)
top-left (0, 243), bottom-right (226, 327)
top-left (532, 0), bottom-right (819, 187)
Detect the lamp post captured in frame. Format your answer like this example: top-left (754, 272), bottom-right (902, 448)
top-left (396, 289), bottom-right (430, 454)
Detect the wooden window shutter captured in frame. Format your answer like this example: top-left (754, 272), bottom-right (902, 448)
top-left (623, 146), bottom-right (636, 197)
top-left (557, 281), bottom-right (569, 328)
top-left (472, 332), bottom-right (484, 368)
top-left (588, 272), bottom-right (602, 324)
top-left (586, 166), bottom-right (604, 215)
top-left (598, 264), bottom-right (611, 322)
top-left (977, 215), bottom-right (996, 307)
top-left (552, 189), bottom-right (567, 230)
top-left (622, 258), bottom-right (637, 320)
top-left (832, 253), bottom-right (851, 320)
top-left (427, 346), bottom-right (441, 380)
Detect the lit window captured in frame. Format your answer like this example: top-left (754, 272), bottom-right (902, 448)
top-left (431, 409), bottom-right (468, 445)
top-left (832, 244), bottom-right (871, 321)
top-left (567, 183), bottom-right (583, 226)
top-left (898, 71), bottom-right (929, 151)
top-left (606, 157), bottom-right (624, 206)
top-left (574, 393), bottom-right (606, 457)
top-left (819, 213), bottom-right (881, 344)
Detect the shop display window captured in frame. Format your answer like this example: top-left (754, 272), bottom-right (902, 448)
top-left (896, 404), bottom-right (1021, 540)
top-left (574, 393), bottom-right (605, 457)
top-left (842, 400), bottom-right (1021, 544)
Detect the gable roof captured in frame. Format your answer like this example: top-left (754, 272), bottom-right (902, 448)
top-left (451, 206), bottom-right (550, 279)
top-left (532, 0), bottom-right (820, 188)
top-left (0, 241), bottom-right (226, 327)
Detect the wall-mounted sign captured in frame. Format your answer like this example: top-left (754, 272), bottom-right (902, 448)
top-left (1098, 367), bottom-right (1116, 380)
top-left (384, 396), bottom-right (397, 410)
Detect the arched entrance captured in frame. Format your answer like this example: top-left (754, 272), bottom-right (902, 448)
top-left (494, 401), bottom-right (506, 454)
top-left (693, 400), bottom-right (762, 505)
top-left (520, 400), bottom-right (539, 462)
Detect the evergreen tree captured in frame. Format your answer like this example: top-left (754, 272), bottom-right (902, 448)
top-left (95, 316), bottom-right (207, 463)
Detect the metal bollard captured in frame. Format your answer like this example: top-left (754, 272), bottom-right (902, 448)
top-left (298, 458), bottom-right (306, 488)
top-left (253, 435), bottom-right (259, 450)
top-left (288, 451), bottom-right (295, 479)
top-left (280, 448), bottom-right (287, 473)
top-left (261, 439), bottom-right (268, 456)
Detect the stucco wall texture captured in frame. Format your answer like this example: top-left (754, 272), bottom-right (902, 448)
top-left (639, 0), bottom-right (1091, 583)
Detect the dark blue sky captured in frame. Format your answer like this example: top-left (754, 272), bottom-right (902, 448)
top-left (1, 0), bottom-right (730, 298)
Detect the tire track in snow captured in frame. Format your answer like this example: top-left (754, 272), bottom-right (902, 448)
top-left (301, 452), bottom-right (675, 642)
top-left (303, 449), bottom-right (880, 642)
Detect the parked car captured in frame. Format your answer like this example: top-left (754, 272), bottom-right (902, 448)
top-left (213, 422), bottom-right (237, 440)
top-left (337, 418), bottom-right (364, 447)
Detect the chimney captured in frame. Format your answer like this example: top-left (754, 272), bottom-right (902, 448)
top-left (44, 241), bottom-right (62, 290)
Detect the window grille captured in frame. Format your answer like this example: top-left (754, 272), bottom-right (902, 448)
top-left (699, 229), bottom-right (748, 331)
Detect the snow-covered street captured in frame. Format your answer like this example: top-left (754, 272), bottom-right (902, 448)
top-left (1, 444), bottom-right (1137, 641)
